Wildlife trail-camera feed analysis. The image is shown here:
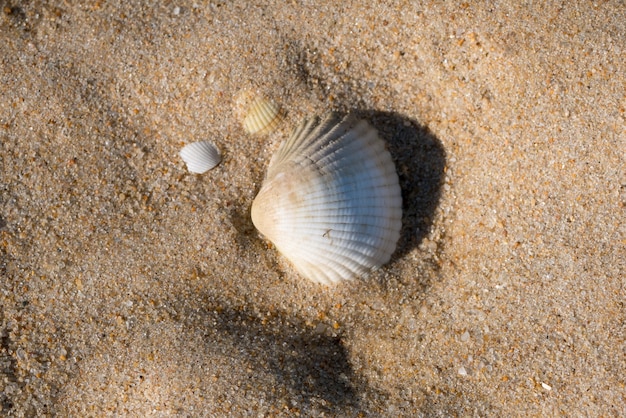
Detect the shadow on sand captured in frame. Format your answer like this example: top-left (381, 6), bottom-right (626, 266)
top-left (188, 302), bottom-right (370, 414)
top-left (356, 110), bottom-right (446, 261)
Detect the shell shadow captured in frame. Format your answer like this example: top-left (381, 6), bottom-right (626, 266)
top-left (355, 110), bottom-right (446, 261)
top-left (186, 301), bottom-right (373, 414)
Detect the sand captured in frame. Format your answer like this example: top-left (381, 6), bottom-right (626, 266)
top-left (1, 1), bottom-right (624, 416)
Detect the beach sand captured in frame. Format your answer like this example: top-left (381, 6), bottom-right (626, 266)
top-left (1, 1), bottom-right (624, 416)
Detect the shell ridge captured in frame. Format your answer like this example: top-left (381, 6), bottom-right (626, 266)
top-left (257, 189), bottom-right (400, 238)
top-left (305, 121), bottom-right (385, 180)
top-left (275, 220), bottom-right (388, 269)
top-left (258, 165), bottom-right (400, 246)
top-left (298, 260), bottom-right (347, 285)
top-left (297, 263), bottom-right (333, 285)
top-left (242, 97), bottom-right (283, 134)
top-left (289, 244), bottom-right (370, 284)
top-left (281, 225), bottom-right (385, 255)
top-left (276, 113), bottom-right (344, 166)
top-left (273, 218), bottom-right (380, 259)
top-left (251, 112), bottom-right (402, 284)
top-left (304, 116), bottom-right (362, 161)
top-left (276, 243), bottom-right (363, 281)
top-left (179, 141), bottom-right (221, 173)
top-left (270, 113), bottom-right (369, 179)
top-left (267, 117), bottom-right (321, 173)
top-left (289, 241), bottom-right (371, 273)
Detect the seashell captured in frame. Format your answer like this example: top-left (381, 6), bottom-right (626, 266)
top-left (242, 96), bottom-right (284, 134)
top-left (251, 113), bottom-right (402, 285)
top-left (179, 141), bottom-right (221, 173)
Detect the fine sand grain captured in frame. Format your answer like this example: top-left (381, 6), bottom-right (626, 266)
top-left (1, 1), bottom-right (624, 416)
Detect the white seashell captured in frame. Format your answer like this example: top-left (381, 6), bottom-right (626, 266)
top-left (251, 113), bottom-right (402, 285)
top-left (242, 96), bottom-right (284, 134)
top-left (179, 141), bottom-right (221, 173)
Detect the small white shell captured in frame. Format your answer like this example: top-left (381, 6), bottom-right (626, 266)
top-left (251, 113), bottom-right (402, 285)
top-left (180, 141), bottom-right (221, 173)
top-left (242, 97), bottom-right (284, 134)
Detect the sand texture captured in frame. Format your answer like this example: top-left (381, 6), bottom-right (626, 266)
top-left (1, 1), bottom-right (625, 416)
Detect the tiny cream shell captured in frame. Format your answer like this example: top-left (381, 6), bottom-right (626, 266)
top-left (251, 113), bottom-right (402, 285)
top-left (180, 141), bottom-right (221, 173)
top-left (242, 97), bottom-right (284, 134)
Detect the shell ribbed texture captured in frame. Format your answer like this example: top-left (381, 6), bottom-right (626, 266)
top-left (243, 97), bottom-right (283, 134)
top-left (179, 141), bottom-right (221, 173)
top-left (251, 113), bottom-right (402, 285)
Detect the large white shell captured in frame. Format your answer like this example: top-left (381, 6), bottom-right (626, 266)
top-left (251, 113), bottom-right (402, 285)
top-left (180, 141), bottom-right (221, 173)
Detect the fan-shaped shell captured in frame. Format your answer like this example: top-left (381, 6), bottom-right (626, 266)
top-left (251, 113), bottom-right (402, 285)
top-left (180, 141), bottom-right (221, 173)
top-left (242, 97), bottom-right (284, 134)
